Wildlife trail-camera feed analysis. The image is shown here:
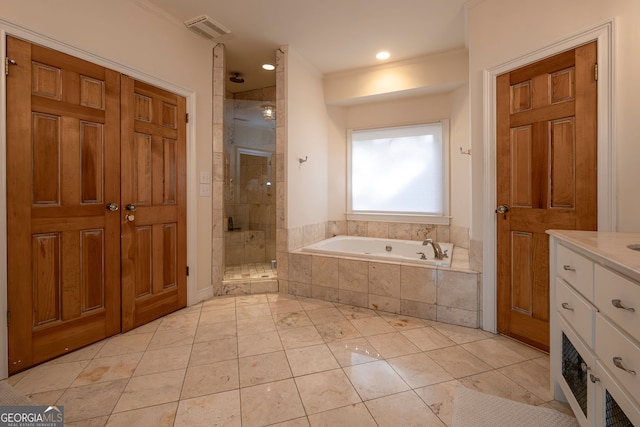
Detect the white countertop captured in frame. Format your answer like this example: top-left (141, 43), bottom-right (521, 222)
top-left (547, 230), bottom-right (640, 281)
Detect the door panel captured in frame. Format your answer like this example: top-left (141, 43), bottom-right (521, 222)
top-left (6, 36), bottom-right (121, 374)
top-left (496, 42), bottom-right (597, 351)
top-left (121, 76), bottom-right (187, 332)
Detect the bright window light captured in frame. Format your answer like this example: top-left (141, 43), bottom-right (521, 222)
top-left (348, 122), bottom-right (448, 216)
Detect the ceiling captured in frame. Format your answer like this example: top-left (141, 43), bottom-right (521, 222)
top-left (146, 0), bottom-right (468, 93)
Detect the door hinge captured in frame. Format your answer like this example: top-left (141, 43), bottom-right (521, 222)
top-left (5, 57), bottom-right (17, 76)
top-left (594, 63), bottom-right (598, 81)
top-left (186, 266), bottom-right (190, 276)
top-left (185, 113), bottom-right (189, 123)
top-left (6, 310), bottom-right (10, 327)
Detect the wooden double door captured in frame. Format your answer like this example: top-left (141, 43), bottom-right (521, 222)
top-left (6, 37), bottom-right (187, 374)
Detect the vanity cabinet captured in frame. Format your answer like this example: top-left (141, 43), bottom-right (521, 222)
top-left (549, 231), bottom-right (640, 427)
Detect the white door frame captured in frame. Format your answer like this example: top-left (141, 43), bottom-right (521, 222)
top-left (482, 20), bottom-right (616, 333)
top-left (0, 20), bottom-right (200, 378)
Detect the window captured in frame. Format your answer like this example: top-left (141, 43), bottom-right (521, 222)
top-left (348, 121), bottom-right (449, 221)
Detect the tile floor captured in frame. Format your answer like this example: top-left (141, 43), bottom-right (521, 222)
top-left (5, 293), bottom-right (574, 426)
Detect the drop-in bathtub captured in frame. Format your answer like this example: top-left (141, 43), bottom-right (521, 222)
top-left (301, 235), bottom-right (453, 267)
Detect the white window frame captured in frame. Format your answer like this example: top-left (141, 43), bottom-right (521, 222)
top-left (346, 120), bottom-right (450, 225)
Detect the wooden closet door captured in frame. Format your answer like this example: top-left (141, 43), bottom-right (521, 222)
top-left (6, 36), bottom-right (121, 374)
top-left (120, 76), bottom-right (187, 331)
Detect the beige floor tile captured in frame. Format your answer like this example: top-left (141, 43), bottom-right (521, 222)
top-left (189, 337), bottom-right (238, 366)
top-left (401, 327), bottom-right (456, 351)
top-left (194, 320), bottom-right (237, 342)
top-left (175, 390), bottom-right (241, 427)
top-left (335, 304), bottom-right (378, 320)
top-left (68, 415), bottom-right (110, 426)
top-left (315, 320), bottom-right (361, 342)
top-left (269, 299), bottom-right (304, 315)
top-left (14, 360), bottom-right (89, 394)
top-left (239, 351), bottom-right (292, 387)
top-left (237, 315), bottom-right (277, 336)
top-left (236, 303), bottom-right (272, 319)
top-left (432, 323), bottom-right (495, 344)
top-left (366, 332), bottom-right (421, 358)
top-left (295, 369), bottom-right (361, 415)
top-left (236, 294), bottom-right (269, 306)
top-left (181, 359), bottom-right (239, 399)
top-left (286, 345), bottom-right (340, 377)
top-left (240, 379), bottom-right (306, 427)
top-left (278, 325), bottom-right (324, 349)
top-left (494, 335), bottom-right (547, 360)
top-left (147, 329), bottom-right (195, 351)
top-left (267, 293), bottom-right (299, 303)
top-left (198, 307), bottom-right (236, 325)
top-left (498, 359), bottom-right (553, 401)
top-left (269, 417), bottom-right (310, 427)
top-left (72, 352), bottom-right (142, 386)
top-left (461, 338), bottom-right (529, 368)
top-left (58, 379), bottom-right (128, 423)
top-left (387, 352), bottom-right (453, 388)
top-left (539, 399), bottom-right (576, 417)
top-left (133, 345), bottom-right (191, 377)
top-left (123, 318), bottom-right (162, 335)
top-left (274, 311), bottom-right (314, 330)
top-left (297, 297), bottom-right (336, 311)
top-left (112, 369), bottom-right (185, 413)
top-left (379, 312), bottom-right (438, 330)
top-left (457, 370), bottom-right (544, 406)
top-left (415, 380), bottom-right (461, 426)
top-left (238, 331), bottom-right (283, 357)
top-left (426, 345), bottom-right (493, 378)
top-left (306, 307), bottom-right (346, 325)
top-left (45, 341), bottom-right (105, 365)
top-left (157, 311), bottom-right (200, 331)
top-left (28, 389), bottom-right (65, 406)
top-left (327, 338), bottom-right (382, 367)
top-left (308, 402), bottom-right (377, 427)
top-left (106, 401), bottom-right (177, 427)
top-left (343, 360), bottom-right (410, 400)
top-left (366, 390), bottom-right (445, 427)
top-left (201, 296), bottom-right (236, 311)
top-left (95, 333), bottom-right (154, 358)
top-left (350, 316), bottom-right (396, 336)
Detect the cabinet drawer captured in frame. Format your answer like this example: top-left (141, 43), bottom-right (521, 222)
top-left (556, 278), bottom-right (595, 346)
top-left (596, 314), bottom-right (640, 401)
top-left (595, 265), bottom-right (640, 343)
top-left (557, 244), bottom-right (594, 300)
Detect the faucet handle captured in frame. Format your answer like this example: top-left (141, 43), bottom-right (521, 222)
top-left (442, 249), bottom-right (449, 259)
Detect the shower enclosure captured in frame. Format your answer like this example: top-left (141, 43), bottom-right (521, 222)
top-left (223, 94), bottom-right (276, 282)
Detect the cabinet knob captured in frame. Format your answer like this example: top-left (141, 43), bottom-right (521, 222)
top-left (611, 299), bottom-right (635, 312)
top-left (613, 357), bottom-right (636, 376)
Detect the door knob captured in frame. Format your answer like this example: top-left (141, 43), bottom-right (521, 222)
top-left (496, 204), bottom-right (509, 219)
top-left (106, 202), bottom-right (119, 211)
top-left (125, 214), bottom-right (135, 222)
top-left (125, 203), bottom-right (137, 212)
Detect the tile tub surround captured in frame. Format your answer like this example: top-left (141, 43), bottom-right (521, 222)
top-left (287, 247), bottom-right (480, 328)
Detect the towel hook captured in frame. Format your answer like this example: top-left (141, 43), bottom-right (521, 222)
top-left (298, 156), bottom-right (308, 164)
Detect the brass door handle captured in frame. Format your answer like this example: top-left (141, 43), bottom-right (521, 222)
top-left (106, 202), bottom-right (119, 211)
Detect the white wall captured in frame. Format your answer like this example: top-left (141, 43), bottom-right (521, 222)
top-left (286, 48), bottom-right (330, 229)
top-left (328, 90), bottom-right (471, 228)
top-left (0, 0), bottom-right (215, 293)
top-left (467, 0), bottom-right (640, 238)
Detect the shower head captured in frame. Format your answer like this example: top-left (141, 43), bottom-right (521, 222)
top-left (229, 72), bottom-right (245, 84)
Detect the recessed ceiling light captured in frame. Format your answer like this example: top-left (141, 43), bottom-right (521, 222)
top-left (376, 51), bottom-right (390, 60)
top-left (262, 63), bottom-right (275, 71)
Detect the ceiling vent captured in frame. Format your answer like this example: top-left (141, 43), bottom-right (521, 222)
top-left (184, 15), bottom-right (230, 40)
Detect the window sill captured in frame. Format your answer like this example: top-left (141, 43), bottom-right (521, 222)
top-left (346, 212), bottom-right (451, 225)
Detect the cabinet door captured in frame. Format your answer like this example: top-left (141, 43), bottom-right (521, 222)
top-left (594, 360), bottom-right (640, 427)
